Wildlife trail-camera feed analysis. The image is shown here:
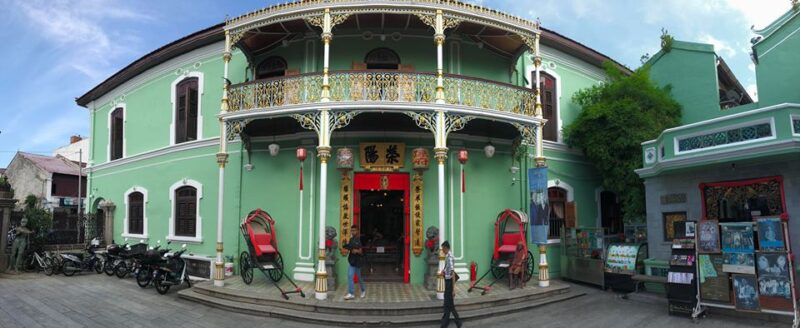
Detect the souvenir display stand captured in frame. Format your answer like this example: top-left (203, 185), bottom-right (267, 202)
top-left (667, 236), bottom-right (698, 316)
top-left (603, 242), bottom-right (648, 292)
top-left (691, 218), bottom-right (800, 327)
top-left (561, 227), bottom-right (622, 288)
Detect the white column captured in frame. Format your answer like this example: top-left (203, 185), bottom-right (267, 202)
top-left (434, 10), bottom-right (445, 104)
top-left (434, 111), bottom-right (447, 300)
top-left (532, 31), bottom-right (549, 288)
top-left (315, 8), bottom-right (334, 300)
top-left (214, 30), bottom-right (232, 288)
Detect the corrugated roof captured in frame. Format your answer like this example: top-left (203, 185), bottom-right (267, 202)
top-left (18, 152), bottom-right (86, 177)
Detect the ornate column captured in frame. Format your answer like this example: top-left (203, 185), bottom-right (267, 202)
top-left (214, 30), bottom-right (232, 288)
top-left (0, 199), bottom-right (16, 270)
top-left (97, 200), bottom-right (116, 246)
top-left (406, 111), bottom-right (472, 299)
top-left (532, 32), bottom-right (549, 288)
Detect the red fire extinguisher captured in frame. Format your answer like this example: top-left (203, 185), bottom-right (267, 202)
top-left (470, 261), bottom-right (477, 283)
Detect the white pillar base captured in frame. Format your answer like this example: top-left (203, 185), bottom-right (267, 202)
top-left (539, 280), bottom-right (550, 288)
top-left (436, 292), bottom-right (444, 300)
top-left (315, 292), bottom-right (328, 300)
top-left (214, 280), bottom-right (224, 287)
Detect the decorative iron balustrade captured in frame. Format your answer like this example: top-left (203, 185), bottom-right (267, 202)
top-left (227, 74), bottom-right (322, 112)
top-left (227, 71), bottom-right (537, 116)
top-left (676, 122), bottom-right (773, 153)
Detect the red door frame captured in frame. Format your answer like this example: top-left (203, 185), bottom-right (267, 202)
top-left (353, 172), bottom-right (410, 283)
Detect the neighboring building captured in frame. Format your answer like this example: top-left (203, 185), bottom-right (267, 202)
top-left (76, 1), bottom-right (631, 293)
top-left (5, 152), bottom-right (87, 244)
top-left (639, 7), bottom-right (800, 260)
top-left (54, 135), bottom-right (91, 163)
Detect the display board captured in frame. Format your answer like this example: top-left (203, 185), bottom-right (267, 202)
top-left (604, 243), bottom-right (645, 275)
top-left (692, 218), bottom-right (799, 324)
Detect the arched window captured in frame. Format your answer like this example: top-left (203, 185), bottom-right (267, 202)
top-left (175, 78), bottom-right (199, 143)
top-left (534, 72), bottom-right (557, 142)
top-left (365, 48), bottom-right (400, 69)
top-left (110, 107), bottom-right (124, 160)
top-left (127, 192), bottom-right (144, 235)
top-left (256, 56), bottom-right (288, 79)
top-left (175, 186), bottom-right (198, 237)
top-left (548, 187), bottom-right (567, 238)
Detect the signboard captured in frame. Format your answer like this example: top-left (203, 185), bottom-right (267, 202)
top-left (604, 244), bottom-right (640, 274)
top-left (528, 167), bottom-right (549, 245)
top-left (359, 143), bottom-right (405, 171)
top-left (411, 173), bottom-right (424, 256)
top-left (339, 173), bottom-right (353, 256)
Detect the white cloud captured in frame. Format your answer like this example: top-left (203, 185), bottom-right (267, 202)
top-left (698, 33), bottom-right (737, 58)
top-left (724, 0), bottom-right (791, 30)
top-left (746, 83), bottom-right (758, 102)
top-left (18, 114), bottom-right (87, 151)
top-left (11, 0), bottom-right (151, 80)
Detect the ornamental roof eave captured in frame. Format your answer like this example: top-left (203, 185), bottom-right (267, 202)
top-left (224, 0), bottom-right (541, 42)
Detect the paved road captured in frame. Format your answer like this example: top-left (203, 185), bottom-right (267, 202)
top-left (0, 272), bottom-right (786, 328)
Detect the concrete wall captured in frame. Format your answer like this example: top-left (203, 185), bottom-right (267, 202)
top-left (5, 155), bottom-right (50, 210)
top-left (643, 156), bottom-right (800, 260)
top-left (54, 139), bottom-right (90, 163)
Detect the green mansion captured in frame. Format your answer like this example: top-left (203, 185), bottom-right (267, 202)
top-left (76, 0), bottom-right (627, 299)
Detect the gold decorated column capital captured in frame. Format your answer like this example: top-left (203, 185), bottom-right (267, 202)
top-left (216, 153), bottom-right (229, 168)
top-left (318, 146), bottom-right (332, 163)
top-left (434, 147), bottom-right (448, 164)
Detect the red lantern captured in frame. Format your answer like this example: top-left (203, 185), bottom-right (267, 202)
top-left (458, 149), bottom-right (468, 192)
top-left (297, 147), bottom-right (307, 190)
top-left (296, 147), bottom-right (308, 162)
top-left (458, 149), bottom-right (468, 164)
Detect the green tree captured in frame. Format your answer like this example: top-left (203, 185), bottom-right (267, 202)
top-left (20, 195), bottom-right (53, 251)
top-left (563, 62), bottom-right (681, 223)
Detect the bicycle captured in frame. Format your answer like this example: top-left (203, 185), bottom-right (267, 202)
top-left (24, 250), bottom-right (54, 276)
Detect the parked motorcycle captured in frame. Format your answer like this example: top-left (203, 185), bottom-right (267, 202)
top-left (136, 241), bottom-right (169, 288)
top-left (114, 240), bottom-right (148, 278)
top-left (153, 244), bottom-right (190, 294)
top-left (61, 238), bottom-right (103, 276)
top-left (103, 242), bottom-right (126, 276)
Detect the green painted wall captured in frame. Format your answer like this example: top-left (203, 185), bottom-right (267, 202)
top-left (648, 41), bottom-right (721, 125)
top-left (754, 11), bottom-right (800, 107)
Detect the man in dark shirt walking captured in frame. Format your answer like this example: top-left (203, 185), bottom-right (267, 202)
top-left (344, 225), bottom-right (366, 300)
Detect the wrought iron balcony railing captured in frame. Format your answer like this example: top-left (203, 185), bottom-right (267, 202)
top-left (227, 71), bottom-right (537, 117)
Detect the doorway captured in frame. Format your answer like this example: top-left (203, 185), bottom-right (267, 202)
top-left (353, 173), bottom-right (410, 283)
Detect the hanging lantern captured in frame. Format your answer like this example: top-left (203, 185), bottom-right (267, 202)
top-left (458, 149), bottom-right (468, 192)
top-left (297, 147), bottom-right (307, 190)
top-left (296, 147), bottom-right (307, 162)
top-left (458, 149), bottom-right (468, 164)
top-left (336, 147), bottom-right (354, 171)
top-left (412, 148), bottom-right (430, 172)
top-left (268, 143), bottom-right (280, 157)
top-left (483, 142), bottom-right (495, 158)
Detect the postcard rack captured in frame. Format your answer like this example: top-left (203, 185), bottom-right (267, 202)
top-left (691, 219), bottom-right (800, 327)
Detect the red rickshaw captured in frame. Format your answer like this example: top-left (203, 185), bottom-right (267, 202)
top-left (239, 209), bottom-right (305, 299)
top-left (469, 209), bottom-right (534, 294)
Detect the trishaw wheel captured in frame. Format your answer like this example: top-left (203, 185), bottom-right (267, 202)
top-left (240, 251), bottom-right (253, 285)
top-left (525, 250), bottom-right (535, 282)
top-left (267, 252), bottom-right (284, 282)
top-left (490, 258), bottom-right (505, 279)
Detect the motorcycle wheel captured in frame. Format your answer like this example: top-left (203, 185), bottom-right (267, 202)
top-left (43, 257), bottom-right (54, 276)
top-left (94, 259), bottom-right (104, 274)
top-left (104, 260), bottom-right (115, 276)
top-left (154, 274), bottom-right (171, 295)
top-left (115, 262), bottom-right (128, 279)
top-left (63, 262), bottom-right (77, 276)
top-left (136, 267), bottom-right (151, 288)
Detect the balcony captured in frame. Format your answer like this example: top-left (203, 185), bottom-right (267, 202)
top-left (227, 70), bottom-right (537, 118)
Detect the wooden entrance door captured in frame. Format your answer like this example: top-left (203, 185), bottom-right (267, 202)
top-left (353, 173), bottom-right (410, 283)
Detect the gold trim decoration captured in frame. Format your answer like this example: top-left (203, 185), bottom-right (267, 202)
top-left (216, 153), bottom-right (229, 167)
top-left (339, 172), bottom-right (353, 256)
top-left (216, 242), bottom-right (224, 253)
top-left (412, 172), bottom-right (424, 256)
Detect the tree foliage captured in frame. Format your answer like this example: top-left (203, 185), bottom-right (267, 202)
top-left (21, 195), bottom-right (53, 251)
top-left (563, 62), bottom-right (682, 223)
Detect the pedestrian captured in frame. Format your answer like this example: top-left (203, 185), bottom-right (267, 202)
top-left (440, 240), bottom-right (462, 328)
top-left (344, 225), bottom-right (366, 300)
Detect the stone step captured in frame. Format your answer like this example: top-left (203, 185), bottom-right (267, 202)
top-left (178, 287), bottom-right (585, 326)
top-left (188, 283), bottom-right (572, 316)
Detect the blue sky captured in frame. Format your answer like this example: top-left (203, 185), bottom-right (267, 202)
top-left (0, 0), bottom-right (791, 166)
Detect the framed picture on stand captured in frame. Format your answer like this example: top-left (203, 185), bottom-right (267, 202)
top-left (697, 220), bottom-right (720, 253)
top-left (732, 274), bottom-right (760, 312)
top-left (720, 223), bottom-right (755, 253)
top-left (756, 252), bottom-right (793, 311)
top-left (756, 217), bottom-right (785, 252)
